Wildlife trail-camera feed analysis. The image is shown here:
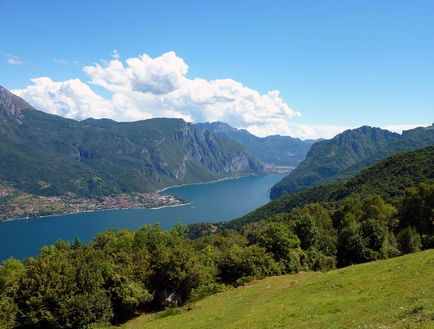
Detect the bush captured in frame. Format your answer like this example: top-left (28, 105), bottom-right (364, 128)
top-left (190, 282), bottom-right (227, 301)
top-left (235, 276), bottom-right (255, 287)
top-left (304, 249), bottom-right (336, 272)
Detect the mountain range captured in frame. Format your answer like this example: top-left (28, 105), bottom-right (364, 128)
top-left (195, 122), bottom-right (316, 169)
top-left (0, 85), bottom-right (263, 197)
top-left (270, 124), bottom-right (434, 199)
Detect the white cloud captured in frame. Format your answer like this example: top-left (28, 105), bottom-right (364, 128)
top-left (12, 77), bottom-right (114, 120)
top-left (382, 124), bottom-right (425, 133)
top-left (14, 51), bottom-right (302, 136)
top-left (246, 122), bottom-right (353, 139)
top-left (1, 52), bottom-right (26, 65)
top-left (14, 51), bottom-right (426, 140)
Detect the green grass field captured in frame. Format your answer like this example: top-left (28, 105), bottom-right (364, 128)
top-left (114, 250), bottom-right (434, 329)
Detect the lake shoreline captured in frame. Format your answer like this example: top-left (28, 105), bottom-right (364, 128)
top-left (0, 174), bottom-right (284, 261)
top-left (157, 174), bottom-right (257, 193)
top-left (0, 192), bottom-right (188, 223)
top-left (1, 201), bottom-right (192, 223)
top-left (0, 174), bottom-right (276, 223)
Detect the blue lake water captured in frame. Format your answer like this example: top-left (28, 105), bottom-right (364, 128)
top-left (0, 175), bottom-right (283, 261)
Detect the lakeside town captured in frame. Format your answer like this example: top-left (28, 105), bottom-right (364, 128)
top-left (0, 185), bottom-right (186, 221)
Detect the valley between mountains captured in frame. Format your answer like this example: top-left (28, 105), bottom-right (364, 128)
top-left (1, 84), bottom-right (433, 329)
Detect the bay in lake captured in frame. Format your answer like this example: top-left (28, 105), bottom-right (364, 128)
top-left (0, 174), bottom-right (283, 261)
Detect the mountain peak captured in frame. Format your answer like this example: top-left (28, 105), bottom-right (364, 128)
top-left (0, 85), bottom-right (35, 116)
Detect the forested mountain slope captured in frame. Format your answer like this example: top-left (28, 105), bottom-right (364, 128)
top-left (230, 145), bottom-right (434, 229)
top-left (0, 86), bottom-right (262, 197)
top-left (270, 125), bottom-right (434, 199)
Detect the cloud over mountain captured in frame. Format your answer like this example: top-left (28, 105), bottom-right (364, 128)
top-left (11, 51), bottom-right (424, 139)
top-left (13, 51), bottom-right (303, 135)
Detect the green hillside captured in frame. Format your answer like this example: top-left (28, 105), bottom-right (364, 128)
top-left (116, 250), bottom-right (434, 329)
top-left (231, 145), bottom-right (434, 229)
top-left (270, 125), bottom-right (434, 199)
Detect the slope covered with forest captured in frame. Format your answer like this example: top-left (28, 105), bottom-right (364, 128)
top-left (0, 86), bottom-right (262, 198)
top-left (231, 145), bottom-right (434, 229)
top-left (270, 125), bottom-right (434, 199)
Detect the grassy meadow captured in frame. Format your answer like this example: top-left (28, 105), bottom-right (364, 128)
top-left (115, 250), bottom-right (434, 329)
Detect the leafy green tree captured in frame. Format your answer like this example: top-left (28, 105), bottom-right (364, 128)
top-left (243, 221), bottom-right (300, 272)
top-left (397, 226), bottom-right (422, 254)
top-left (0, 258), bottom-right (25, 329)
top-left (400, 183), bottom-right (434, 239)
top-left (293, 214), bottom-right (320, 250)
top-left (336, 195), bottom-right (398, 266)
top-left (0, 258), bottom-right (25, 293)
top-left (91, 230), bottom-right (152, 323)
top-left (0, 295), bottom-right (17, 329)
top-left (292, 203), bottom-right (337, 256)
top-left (139, 225), bottom-right (211, 305)
top-left (217, 244), bottom-right (282, 284)
top-left (14, 245), bottom-right (112, 329)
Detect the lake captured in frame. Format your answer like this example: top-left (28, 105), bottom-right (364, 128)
top-left (0, 174), bottom-right (283, 261)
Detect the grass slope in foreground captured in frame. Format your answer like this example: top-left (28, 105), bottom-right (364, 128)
top-left (116, 250), bottom-right (434, 329)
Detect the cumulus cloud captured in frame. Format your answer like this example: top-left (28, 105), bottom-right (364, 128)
top-left (14, 51), bottom-right (425, 140)
top-left (14, 51), bottom-right (302, 135)
top-left (12, 77), bottom-right (114, 120)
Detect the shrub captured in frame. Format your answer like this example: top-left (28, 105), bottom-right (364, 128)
top-left (190, 282), bottom-right (227, 301)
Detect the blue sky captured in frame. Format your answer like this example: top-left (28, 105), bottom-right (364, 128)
top-left (1, 0), bottom-right (433, 138)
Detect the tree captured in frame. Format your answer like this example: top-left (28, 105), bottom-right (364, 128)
top-left (0, 258), bottom-right (25, 329)
top-left (139, 225), bottom-right (211, 306)
top-left (397, 226), bottom-right (421, 254)
top-left (217, 244), bottom-right (282, 285)
top-left (243, 221), bottom-right (300, 272)
top-left (400, 183), bottom-right (434, 240)
top-left (292, 203), bottom-right (337, 256)
top-left (91, 229), bottom-right (152, 323)
top-left (335, 195), bottom-right (399, 266)
top-left (14, 245), bottom-right (112, 329)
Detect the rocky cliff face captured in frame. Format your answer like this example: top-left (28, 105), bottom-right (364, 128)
top-left (0, 85), bottom-right (34, 116)
top-left (196, 121), bottom-right (316, 167)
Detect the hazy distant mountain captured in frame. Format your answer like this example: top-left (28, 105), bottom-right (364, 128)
top-left (195, 122), bottom-right (317, 168)
top-left (0, 86), bottom-right (263, 197)
top-left (270, 125), bottom-right (434, 199)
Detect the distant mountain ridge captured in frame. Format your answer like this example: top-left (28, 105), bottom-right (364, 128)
top-left (0, 86), bottom-right (262, 197)
top-left (195, 121), bottom-right (317, 168)
top-left (270, 124), bottom-right (434, 199)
